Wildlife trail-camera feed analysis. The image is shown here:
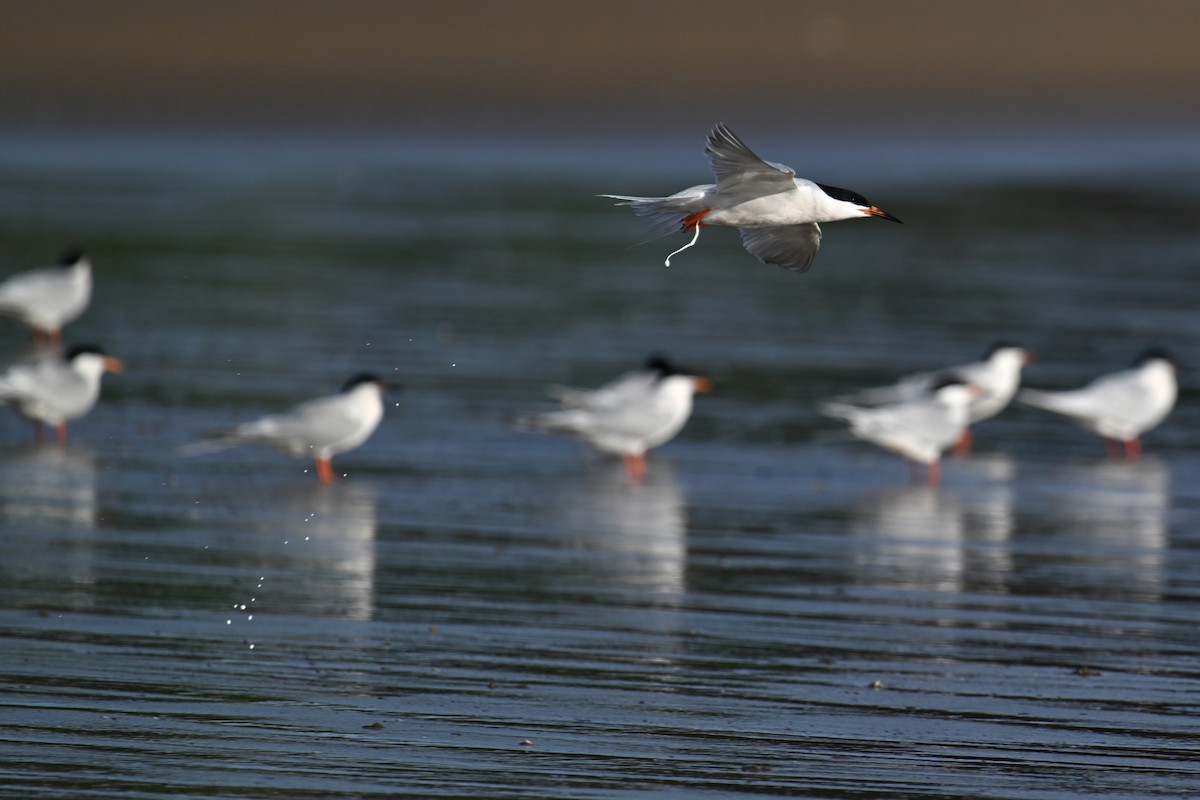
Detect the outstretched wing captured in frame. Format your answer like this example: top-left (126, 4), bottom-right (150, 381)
top-left (705, 123), bottom-right (797, 194)
top-left (739, 224), bottom-right (822, 272)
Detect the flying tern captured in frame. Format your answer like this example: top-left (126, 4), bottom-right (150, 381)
top-left (602, 123), bottom-right (901, 272)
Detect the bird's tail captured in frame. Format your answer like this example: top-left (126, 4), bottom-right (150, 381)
top-left (1016, 388), bottom-right (1079, 417)
top-left (512, 408), bottom-right (587, 435)
top-left (600, 187), bottom-right (709, 236)
top-left (817, 400), bottom-right (864, 422)
top-left (178, 432), bottom-right (242, 457)
top-left (544, 384), bottom-right (593, 408)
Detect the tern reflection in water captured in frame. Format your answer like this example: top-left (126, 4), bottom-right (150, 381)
top-left (1044, 457), bottom-right (1170, 602)
top-left (0, 443), bottom-right (99, 610)
top-left (0, 442), bottom-right (98, 527)
top-left (848, 453), bottom-right (1017, 593)
top-left (233, 481), bottom-right (380, 620)
top-left (551, 461), bottom-right (687, 599)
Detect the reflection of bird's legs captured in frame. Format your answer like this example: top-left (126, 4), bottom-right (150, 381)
top-left (56, 423), bottom-right (68, 447)
top-left (32, 329), bottom-right (61, 348)
top-left (315, 457), bottom-right (335, 484)
top-left (1124, 437), bottom-right (1142, 460)
top-left (622, 454), bottom-right (646, 481)
top-left (953, 428), bottom-right (973, 456)
top-left (909, 460), bottom-right (943, 486)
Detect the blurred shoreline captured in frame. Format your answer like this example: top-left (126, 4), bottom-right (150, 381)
top-left (3, 1), bottom-right (1197, 148)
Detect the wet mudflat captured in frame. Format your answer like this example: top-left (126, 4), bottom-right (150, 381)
top-left (0, 133), bottom-right (1198, 798)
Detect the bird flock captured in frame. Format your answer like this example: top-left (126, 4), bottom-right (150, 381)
top-left (0, 124), bottom-right (1179, 485)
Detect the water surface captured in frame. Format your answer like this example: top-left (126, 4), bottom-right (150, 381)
top-left (1, 132), bottom-right (1198, 798)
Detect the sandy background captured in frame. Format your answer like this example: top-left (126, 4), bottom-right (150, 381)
top-left (2, 0), bottom-right (1197, 140)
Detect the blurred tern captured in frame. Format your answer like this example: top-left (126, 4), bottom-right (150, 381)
top-left (832, 343), bottom-right (1032, 454)
top-left (602, 123), bottom-right (901, 272)
top-left (821, 377), bottom-right (979, 485)
top-left (516, 355), bottom-right (711, 480)
top-left (183, 373), bottom-right (393, 483)
top-left (0, 249), bottom-right (92, 344)
top-left (1017, 348), bottom-right (1176, 459)
top-left (0, 344), bottom-right (123, 445)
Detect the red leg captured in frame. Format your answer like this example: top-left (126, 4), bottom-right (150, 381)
top-left (315, 457), bottom-right (335, 484)
top-left (1124, 438), bottom-right (1142, 460)
top-left (681, 208), bottom-right (712, 231)
top-left (622, 453), bottom-right (647, 481)
top-left (56, 422), bottom-right (67, 447)
top-left (953, 428), bottom-right (973, 456)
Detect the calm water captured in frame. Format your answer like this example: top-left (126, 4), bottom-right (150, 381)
top-left (1, 132), bottom-right (1199, 799)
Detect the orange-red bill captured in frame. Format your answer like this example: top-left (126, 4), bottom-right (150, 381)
top-left (864, 206), bottom-right (902, 223)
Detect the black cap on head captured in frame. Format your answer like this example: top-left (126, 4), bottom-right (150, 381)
top-left (1134, 347), bottom-right (1174, 367)
top-left (815, 183), bottom-right (871, 207)
top-left (342, 372), bottom-right (385, 392)
top-left (929, 374), bottom-right (968, 392)
top-left (643, 354), bottom-right (679, 377)
top-left (983, 341), bottom-right (1022, 358)
top-left (57, 247), bottom-right (87, 266)
top-left (64, 344), bottom-right (107, 361)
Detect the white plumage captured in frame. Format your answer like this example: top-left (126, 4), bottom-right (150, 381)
top-left (517, 355), bottom-right (711, 479)
top-left (603, 123), bottom-right (900, 272)
top-left (1017, 348), bottom-right (1176, 458)
top-left (0, 249), bottom-right (92, 342)
top-left (831, 343), bottom-right (1031, 452)
top-left (0, 345), bottom-right (123, 444)
top-left (821, 378), bottom-right (978, 484)
top-left (183, 374), bottom-right (391, 483)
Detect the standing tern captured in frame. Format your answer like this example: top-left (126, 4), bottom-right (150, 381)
top-left (832, 343), bottom-right (1032, 454)
top-left (602, 123), bottom-right (901, 272)
top-left (821, 377), bottom-right (980, 485)
top-left (1017, 348), bottom-right (1176, 459)
top-left (183, 373), bottom-right (394, 483)
top-left (516, 355), bottom-right (711, 480)
top-left (0, 249), bottom-right (92, 344)
top-left (0, 344), bottom-right (123, 444)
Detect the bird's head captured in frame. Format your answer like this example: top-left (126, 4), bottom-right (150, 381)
top-left (816, 183), bottom-right (902, 223)
top-left (984, 341), bottom-right (1034, 365)
top-left (65, 344), bottom-right (123, 374)
top-left (931, 375), bottom-right (981, 403)
top-left (342, 372), bottom-right (399, 393)
top-left (644, 353), bottom-right (712, 393)
top-left (1133, 347), bottom-right (1177, 371)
